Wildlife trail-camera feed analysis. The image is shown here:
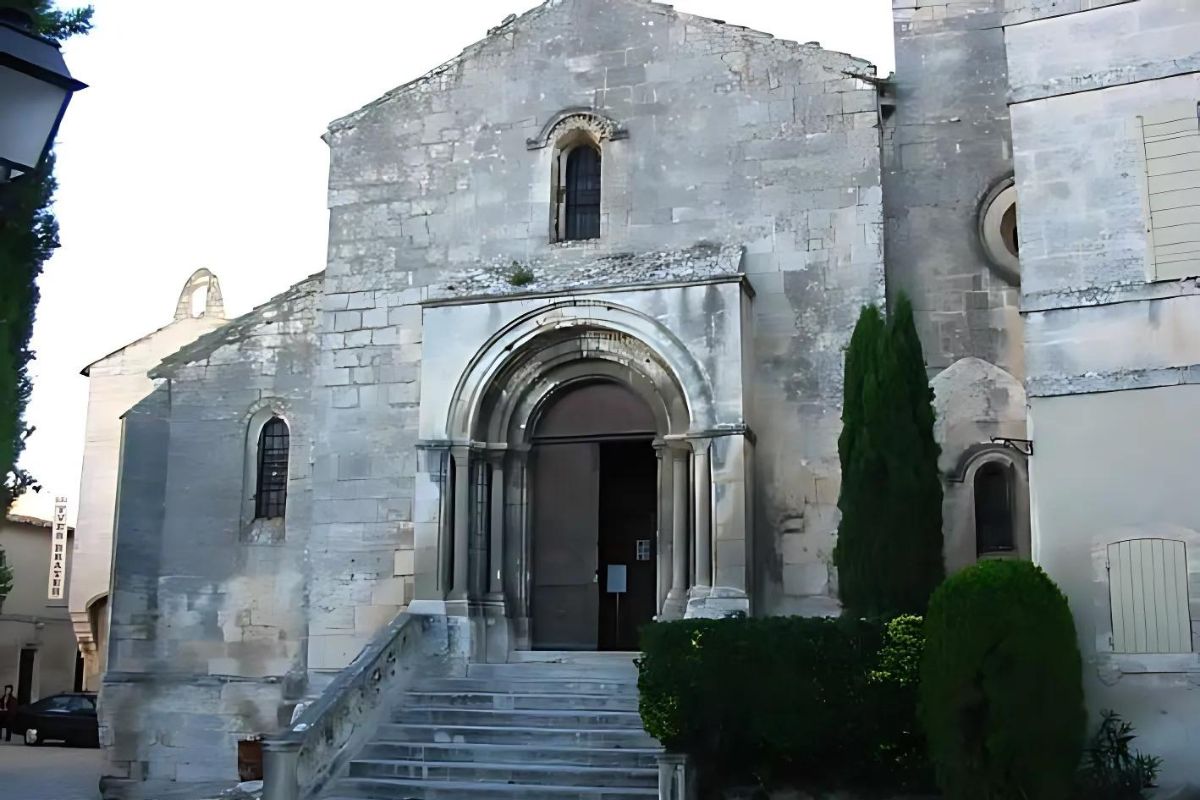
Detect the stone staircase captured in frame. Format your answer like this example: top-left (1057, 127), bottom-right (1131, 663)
top-left (322, 652), bottom-right (661, 800)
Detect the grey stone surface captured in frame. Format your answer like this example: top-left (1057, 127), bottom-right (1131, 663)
top-left (1008, 0), bottom-right (1200, 792)
top-left (101, 279), bottom-right (323, 797)
top-left (884, 0), bottom-right (1022, 379)
top-left (0, 739), bottom-right (102, 800)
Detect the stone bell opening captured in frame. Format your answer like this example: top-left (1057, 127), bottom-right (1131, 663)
top-left (530, 380), bottom-right (659, 651)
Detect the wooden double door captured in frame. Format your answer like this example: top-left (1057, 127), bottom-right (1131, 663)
top-left (531, 438), bottom-right (658, 651)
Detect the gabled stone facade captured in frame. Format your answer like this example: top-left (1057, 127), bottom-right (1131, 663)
top-left (92, 0), bottom-right (1054, 796)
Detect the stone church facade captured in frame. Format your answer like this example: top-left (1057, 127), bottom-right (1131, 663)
top-left (91, 0), bottom-right (1060, 795)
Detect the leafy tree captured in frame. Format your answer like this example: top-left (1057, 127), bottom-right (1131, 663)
top-left (0, 1), bottom-right (92, 511)
top-left (834, 294), bottom-right (945, 617)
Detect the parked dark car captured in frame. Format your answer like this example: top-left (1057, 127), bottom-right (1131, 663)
top-left (13, 692), bottom-right (99, 747)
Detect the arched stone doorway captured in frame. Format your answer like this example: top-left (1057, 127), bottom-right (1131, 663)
top-left (412, 290), bottom-right (755, 661)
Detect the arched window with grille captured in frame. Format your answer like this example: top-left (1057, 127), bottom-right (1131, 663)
top-left (255, 417), bottom-right (289, 519)
top-left (975, 461), bottom-right (1015, 555)
top-left (558, 143), bottom-right (602, 242)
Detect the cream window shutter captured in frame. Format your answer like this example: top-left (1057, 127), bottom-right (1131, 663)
top-left (1139, 103), bottom-right (1200, 281)
top-left (1108, 539), bottom-right (1192, 654)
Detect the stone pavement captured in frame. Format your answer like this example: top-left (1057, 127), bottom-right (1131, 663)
top-left (0, 738), bottom-right (101, 800)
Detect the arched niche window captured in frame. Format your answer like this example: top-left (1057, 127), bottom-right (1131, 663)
top-left (975, 460), bottom-right (1015, 556)
top-left (254, 417), bottom-right (290, 520)
top-left (551, 136), bottom-right (603, 243)
top-left (560, 143), bottom-right (601, 241)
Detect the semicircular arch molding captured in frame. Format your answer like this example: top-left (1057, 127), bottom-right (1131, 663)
top-left (446, 300), bottom-right (715, 442)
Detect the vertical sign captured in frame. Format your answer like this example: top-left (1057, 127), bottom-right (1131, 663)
top-left (48, 496), bottom-right (68, 600)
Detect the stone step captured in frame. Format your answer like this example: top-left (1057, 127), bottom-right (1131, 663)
top-left (507, 650), bottom-right (641, 666)
top-left (326, 777), bottom-right (657, 800)
top-left (467, 662), bottom-right (639, 681)
top-left (347, 758), bottom-right (657, 787)
top-left (404, 690), bottom-right (640, 712)
top-left (413, 677), bottom-right (640, 696)
top-left (357, 741), bottom-right (660, 769)
top-left (375, 722), bottom-right (659, 748)
top-left (396, 706), bottom-right (645, 729)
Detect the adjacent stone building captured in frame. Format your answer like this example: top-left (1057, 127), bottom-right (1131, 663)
top-left (87, 0), bottom-right (1200, 795)
top-left (1006, 0), bottom-right (1200, 788)
top-left (69, 269), bottom-right (227, 691)
top-left (0, 514), bottom-right (78, 705)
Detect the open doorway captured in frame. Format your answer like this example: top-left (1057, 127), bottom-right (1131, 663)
top-left (530, 381), bottom-right (659, 651)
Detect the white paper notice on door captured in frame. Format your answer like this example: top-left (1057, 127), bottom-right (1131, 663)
top-left (606, 564), bottom-right (628, 594)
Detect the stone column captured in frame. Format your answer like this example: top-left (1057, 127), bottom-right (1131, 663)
top-left (410, 444), bottom-right (450, 613)
top-left (691, 439), bottom-right (712, 593)
top-left (487, 451), bottom-right (506, 600)
top-left (449, 446), bottom-right (471, 605)
top-left (662, 446), bottom-right (690, 618)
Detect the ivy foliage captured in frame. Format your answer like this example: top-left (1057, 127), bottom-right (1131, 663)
top-left (834, 294), bottom-right (945, 617)
top-left (920, 559), bottom-right (1086, 800)
top-left (0, 1), bottom-right (92, 511)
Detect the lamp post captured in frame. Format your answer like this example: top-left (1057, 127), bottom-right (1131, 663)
top-left (0, 6), bottom-right (87, 187)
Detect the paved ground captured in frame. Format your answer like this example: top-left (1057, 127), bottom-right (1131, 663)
top-left (0, 737), bottom-right (102, 800)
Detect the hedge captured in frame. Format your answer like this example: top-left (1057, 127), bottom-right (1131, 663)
top-left (920, 559), bottom-right (1086, 800)
top-left (638, 615), bottom-right (932, 793)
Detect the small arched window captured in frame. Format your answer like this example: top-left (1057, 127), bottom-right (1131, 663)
top-left (559, 144), bottom-right (602, 242)
top-left (255, 417), bottom-right (289, 519)
top-left (975, 461), bottom-right (1015, 555)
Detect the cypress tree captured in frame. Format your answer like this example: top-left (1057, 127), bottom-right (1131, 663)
top-left (834, 294), bottom-right (944, 617)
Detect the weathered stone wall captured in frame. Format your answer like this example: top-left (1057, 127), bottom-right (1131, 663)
top-left (313, 0), bottom-right (885, 636)
top-left (886, 0), bottom-right (1022, 378)
top-left (100, 278), bottom-right (321, 798)
top-left (1009, 0), bottom-right (1200, 790)
top-left (72, 306), bottom-right (226, 690)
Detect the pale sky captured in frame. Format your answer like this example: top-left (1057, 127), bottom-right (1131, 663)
top-left (13, 0), bottom-right (895, 523)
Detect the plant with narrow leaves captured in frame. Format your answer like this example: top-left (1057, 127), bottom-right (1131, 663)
top-left (1076, 711), bottom-right (1162, 800)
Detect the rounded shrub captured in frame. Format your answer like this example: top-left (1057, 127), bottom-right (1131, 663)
top-left (920, 559), bottom-right (1085, 800)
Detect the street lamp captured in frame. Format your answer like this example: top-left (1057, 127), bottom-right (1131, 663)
top-left (0, 7), bottom-right (86, 184)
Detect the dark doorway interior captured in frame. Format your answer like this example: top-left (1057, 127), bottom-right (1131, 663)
top-left (73, 650), bottom-right (85, 692)
top-left (17, 648), bottom-right (35, 705)
top-left (597, 440), bottom-right (658, 651)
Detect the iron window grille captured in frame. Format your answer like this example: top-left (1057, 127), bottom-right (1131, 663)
top-left (255, 417), bottom-right (289, 520)
top-left (564, 145), bottom-right (601, 241)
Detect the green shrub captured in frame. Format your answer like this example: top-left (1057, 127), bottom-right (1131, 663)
top-left (507, 261), bottom-right (535, 287)
top-left (1076, 711), bottom-right (1162, 800)
top-left (920, 559), bottom-right (1086, 800)
top-left (867, 615), bottom-right (931, 789)
top-left (638, 616), bottom-right (932, 793)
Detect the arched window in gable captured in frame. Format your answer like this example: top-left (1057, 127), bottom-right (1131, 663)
top-left (255, 417), bottom-right (290, 519)
top-left (533, 111), bottom-right (625, 244)
top-left (562, 143), bottom-right (602, 241)
top-left (975, 460), bottom-right (1015, 555)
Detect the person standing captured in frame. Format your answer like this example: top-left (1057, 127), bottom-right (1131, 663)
top-left (0, 685), bottom-right (15, 742)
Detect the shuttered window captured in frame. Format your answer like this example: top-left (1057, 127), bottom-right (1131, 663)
top-left (1107, 539), bottom-right (1192, 654)
top-left (1139, 103), bottom-right (1200, 281)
